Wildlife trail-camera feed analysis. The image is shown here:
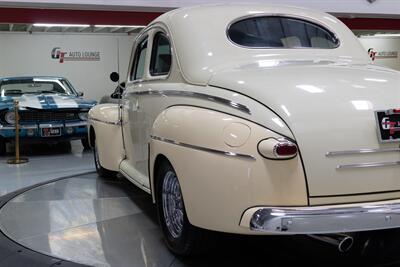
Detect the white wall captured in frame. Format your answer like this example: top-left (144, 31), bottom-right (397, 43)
top-left (359, 37), bottom-right (400, 71)
top-left (0, 0), bottom-right (398, 15)
top-left (0, 32), bottom-right (136, 101)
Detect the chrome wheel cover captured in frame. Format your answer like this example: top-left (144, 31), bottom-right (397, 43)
top-left (162, 170), bottom-right (184, 239)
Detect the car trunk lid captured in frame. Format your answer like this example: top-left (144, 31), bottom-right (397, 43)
top-left (209, 62), bottom-right (400, 199)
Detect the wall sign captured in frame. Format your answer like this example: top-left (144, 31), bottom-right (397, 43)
top-left (368, 48), bottom-right (398, 61)
top-left (51, 47), bottom-right (101, 63)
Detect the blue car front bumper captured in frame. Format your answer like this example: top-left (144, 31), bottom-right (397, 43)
top-left (0, 121), bottom-right (88, 141)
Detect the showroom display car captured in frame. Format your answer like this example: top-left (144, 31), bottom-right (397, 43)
top-left (88, 4), bottom-right (400, 255)
top-left (0, 76), bottom-right (96, 154)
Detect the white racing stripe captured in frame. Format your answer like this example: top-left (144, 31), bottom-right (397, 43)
top-left (17, 95), bottom-right (43, 109)
top-left (51, 95), bottom-right (79, 108)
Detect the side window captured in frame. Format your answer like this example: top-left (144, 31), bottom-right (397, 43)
top-left (150, 33), bottom-right (171, 76)
top-left (130, 37), bottom-right (148, 81)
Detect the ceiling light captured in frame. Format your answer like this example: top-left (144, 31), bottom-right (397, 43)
top-left (34, 23), bottom-right (90, 28)
top-left (374, 33), bottom-right (400, 37)
top-left (296, 84), bottom-right (324, 93)
top-left (94, 25), bottom-right (144, 28)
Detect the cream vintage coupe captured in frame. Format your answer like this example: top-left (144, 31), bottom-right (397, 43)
top-left (88, 5), bottom-right (400, 255)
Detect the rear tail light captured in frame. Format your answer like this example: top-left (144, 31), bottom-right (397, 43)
top-left (258, 138), bottom-right (298, 160)
top-left (274, 141), bottom-right (298, 158)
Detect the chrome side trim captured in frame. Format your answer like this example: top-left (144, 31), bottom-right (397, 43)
top-left (88, 117), bottom-right (120, 126)
top-left (337, 161), bottom-right (400, 169)
top-left (150, 135), bottom-right (256, 161)
top-left (247, 199), bottom-right (400, 234)
top-left (65, 121), bottom-right (87, 127)
top-left (130, 90), bottom-right (251, 115)
top-left (326, 148), bottom-right (400, 156)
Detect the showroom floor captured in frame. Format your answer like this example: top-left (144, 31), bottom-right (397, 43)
top-left (1, 142), bottom-right (400, 266)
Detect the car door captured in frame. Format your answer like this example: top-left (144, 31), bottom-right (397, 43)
top-left (120, 34), bottom-right (151, 188)
top-left (121, 28), bottom-right (173, 190)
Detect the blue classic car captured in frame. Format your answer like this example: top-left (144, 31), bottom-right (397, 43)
top-left (0, 76), bottom-right (96, 155)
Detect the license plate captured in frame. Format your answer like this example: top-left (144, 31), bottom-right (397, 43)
top-left (41, 127), bottom-right (61, 137)
top-left (375, 109), bottom-right (400, 142)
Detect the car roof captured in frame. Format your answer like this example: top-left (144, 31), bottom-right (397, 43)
top-left (0, 76), bottom-right (66, 81)
top-left (148, 4), bottom-right (369, 85)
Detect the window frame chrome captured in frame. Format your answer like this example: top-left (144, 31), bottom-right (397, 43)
top-left (226, 14), bottom-right (341, 50)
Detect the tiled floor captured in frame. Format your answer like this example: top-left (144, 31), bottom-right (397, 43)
top-left (0, 141), bottom-right (95, 196)
top-left (2, 172), bottom-right (400, 266)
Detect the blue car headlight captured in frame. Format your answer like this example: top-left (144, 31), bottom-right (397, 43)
top-left (4, 111), bottom-right (15, 125)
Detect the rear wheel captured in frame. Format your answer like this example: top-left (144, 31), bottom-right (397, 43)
top-left (156, 160), bottom-right (212, 256)
top-left (0, 138), bottom-right (6, 156)
top-left (94, 140), bottom-right (117, 178)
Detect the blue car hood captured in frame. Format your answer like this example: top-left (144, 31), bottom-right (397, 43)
top-left (0, 94), bottom-right (96, 110)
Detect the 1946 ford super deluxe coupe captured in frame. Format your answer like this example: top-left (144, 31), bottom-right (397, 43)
top-left (88, 5), bottom-right (400, 255)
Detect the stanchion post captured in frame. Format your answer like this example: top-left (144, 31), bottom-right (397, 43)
top-left (7, 100), bottom-right (29, 164)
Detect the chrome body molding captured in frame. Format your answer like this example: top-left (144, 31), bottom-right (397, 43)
top-left (130, 90), bottom-right (251, 115)
top-left (249, 200), bottom-right (400, 234)
top-left (39, 123), bottom-right (64, 128)
top-left (88, 117), bottom-right (120, 125)
top-left (0, 124), bottom-right (37, 130)
top-left (64, 121), bottom-right (87, 127)
top-left (337, 161), bottom-right (400, 169)
top-left (150, 135), bottom-right (256, 161)
top-left (326, 148), bottom-right (400, 157)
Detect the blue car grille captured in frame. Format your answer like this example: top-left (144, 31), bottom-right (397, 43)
top-left (19, 111), bottom-right (79, 123)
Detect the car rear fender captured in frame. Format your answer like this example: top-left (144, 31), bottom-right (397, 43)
top-left (149, 105), bottom-right (307, 233)
top-left (88, 104), bottom-right (124, 172)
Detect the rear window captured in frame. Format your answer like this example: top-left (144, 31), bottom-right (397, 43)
top-left (228, 16), bottom-right (339, 49)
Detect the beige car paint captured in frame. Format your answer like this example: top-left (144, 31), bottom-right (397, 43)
top-left (88, 104), bottom-right (124, 171)
top-left (89, 4), bottom-right (400, 234)
top-left (150, 106), bottom-right (307, 233)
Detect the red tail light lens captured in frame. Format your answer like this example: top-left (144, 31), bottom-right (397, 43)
top-left (257, 138), bottom-right (298, 160)
top-left (274, 142), bottom-right (298, 158)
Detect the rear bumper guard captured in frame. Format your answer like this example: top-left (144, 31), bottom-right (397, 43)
top-left (242, 200), bottom-right (400, 234)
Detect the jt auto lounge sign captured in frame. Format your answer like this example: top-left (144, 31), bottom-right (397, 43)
top-left (51, 47), bottom-right (101, 63)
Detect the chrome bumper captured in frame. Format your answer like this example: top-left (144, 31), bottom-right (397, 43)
top-left (0, 121), bottom-right (87, 130)
top-left (243, 200), bottom-right (400, 234)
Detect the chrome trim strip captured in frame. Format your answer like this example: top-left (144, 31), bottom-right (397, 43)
top-left (39, 123), bottom-right (63, 128)
top-left (151, 135), bottom-right (256, 161)
top-left (88, 117), bottom-right (120, 125)
top-left (65, 121), bottom-right (87, 127)
top-left (226, 14), bottom-right (341, 50)
top-left (326, 148), bottom-right (400, 156)
top-left (0, 125), bottom-right (37, 130)
top-left (337, 161), bottom-right (400, 169)
top-left (20, 125), bottom-right (38, 130)
top-left (130, 90), bottom-right (251, 115)
top-left (248, 200), bottom-right (400, 234)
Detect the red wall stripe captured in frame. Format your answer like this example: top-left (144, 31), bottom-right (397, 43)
top-left (0, 7), bottom-right (163, 25)
top-left (0, 7), bottom-right (399, 30)
top-left (340, 18), bottom-right (400, 30)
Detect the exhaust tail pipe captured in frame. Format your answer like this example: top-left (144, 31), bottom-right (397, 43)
top-left (308, 234), bottom-right (354, 252)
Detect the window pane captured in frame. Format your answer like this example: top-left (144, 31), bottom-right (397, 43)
top-left (130, 38), bottom-right (148, 81)
top-left (150, 33), bottom-right (171, 76)
top-left (228, 16), bottom-right (339, 49)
